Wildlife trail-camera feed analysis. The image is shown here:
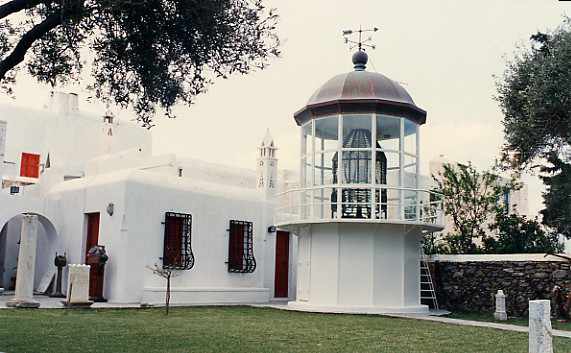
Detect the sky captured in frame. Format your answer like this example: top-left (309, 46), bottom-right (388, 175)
top-left (0, 0), bottom-right (569, 216)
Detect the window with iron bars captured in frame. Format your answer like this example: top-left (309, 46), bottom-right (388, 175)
top-left (227, 220), bottom-right (256, 273)
top-left (163, 212), bottom-right (195, 270)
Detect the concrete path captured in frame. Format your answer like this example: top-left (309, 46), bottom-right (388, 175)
top-left (259, 303), bottom-right (571, 339)
top-left (388, 313), bottom-right (571, 339)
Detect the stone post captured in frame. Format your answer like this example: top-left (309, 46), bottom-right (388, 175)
top-left (529, 300), bottom-right (553, 353)
top-left (64, 264), bottom-right (93, 307)
top-left (494, 290), bottom-right (507, 321)
top-left (6, 215), bottom-right (40, 308)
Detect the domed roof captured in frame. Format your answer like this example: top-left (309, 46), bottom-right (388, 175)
top-left (306, 71), bottom-right (417, 107)
top-left (294, 52), bottom-right (427, 126)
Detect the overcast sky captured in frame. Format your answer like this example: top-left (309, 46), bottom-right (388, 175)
top-left (0, 0), bottom-right (569, 216)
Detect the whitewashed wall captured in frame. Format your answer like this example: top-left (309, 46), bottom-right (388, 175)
top-left (47, 169), bottom-right (279, 304)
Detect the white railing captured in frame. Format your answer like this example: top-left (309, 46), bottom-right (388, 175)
top-left (275, 184), bottom-right (444, 227)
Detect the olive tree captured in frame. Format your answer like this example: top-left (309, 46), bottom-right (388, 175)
top-left (496, 17), bottom-right (571, 237)
top-left (0, 0), bottom-right (280, 127)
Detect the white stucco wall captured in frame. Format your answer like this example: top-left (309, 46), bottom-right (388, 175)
top-left (45, 169), bottom-right (283, 304)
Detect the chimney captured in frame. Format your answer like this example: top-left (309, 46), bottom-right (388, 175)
top-left (49, 91), bottom-right (79, 116)
top-left (68, 93), bottom-right (79, 114)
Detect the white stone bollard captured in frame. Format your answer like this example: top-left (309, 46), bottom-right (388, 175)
top-left (494, 290), bottom-right (507, 321)
top-left (6, 215), bottom-right (40, 308)
top-left (65, 264), bottom-right (93, 307)
top-left (529, 300), bottom-right (553, 353)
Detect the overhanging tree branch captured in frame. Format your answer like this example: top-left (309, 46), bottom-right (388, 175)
top-left (0, 0), bottom-right (53, 20)
top-left (0, 12), bottom-right (61, 80)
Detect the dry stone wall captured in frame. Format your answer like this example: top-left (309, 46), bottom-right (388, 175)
top-left (431, 255), bottom-right (571, 317)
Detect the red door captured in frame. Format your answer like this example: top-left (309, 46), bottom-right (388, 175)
top-left (85, 213), bottom-right (100, 298)
top-left (85, 213), bottom-right (100, 259)
top-left (274, 231), bottom-right (290, 298)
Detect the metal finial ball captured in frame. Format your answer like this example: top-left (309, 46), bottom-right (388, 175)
top-left (352, 50), bottom-right (368, 71)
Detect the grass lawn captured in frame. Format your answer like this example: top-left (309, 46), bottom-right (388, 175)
top-left (1, 306), bottom-right (571, 353)
top-left (447, 311), bottom-right (571, 331)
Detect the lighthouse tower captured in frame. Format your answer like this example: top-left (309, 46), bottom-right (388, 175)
top-left (275, 49), bottom-right (444, 314)
top-left (256, 129), bottom-right (278, 196)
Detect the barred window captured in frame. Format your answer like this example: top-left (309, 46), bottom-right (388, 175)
top-left (163, 212), bottom-right (195, 270)
top-left (228, 220), bottom-right (256, 273)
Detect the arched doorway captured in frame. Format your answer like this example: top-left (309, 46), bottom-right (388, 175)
top-left (0, 213), bottom-right (59, 293)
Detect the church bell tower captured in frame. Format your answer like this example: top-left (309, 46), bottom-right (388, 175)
top-left (256, 129), bottom-right (278, 196)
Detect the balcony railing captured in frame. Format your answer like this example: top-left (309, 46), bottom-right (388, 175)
top-left (275, 185), bottom-right (444, 227)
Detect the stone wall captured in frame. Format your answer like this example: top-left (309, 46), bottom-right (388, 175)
top-left (430, 254), bottom-right (571, 317)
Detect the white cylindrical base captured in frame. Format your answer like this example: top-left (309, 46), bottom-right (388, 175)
top-left (294, 223), bottom-right (424, 314)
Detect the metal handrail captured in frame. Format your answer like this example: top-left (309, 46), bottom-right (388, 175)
top-left (276, 184), bottom-right (443, 196)
top-left (275, 185), bottom-right (445, 226)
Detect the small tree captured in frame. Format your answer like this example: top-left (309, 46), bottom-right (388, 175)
top-left (483, 210), bottom-right (563, 254)
top-left (433, 162), bottom-right (518, 254)
top-left (147, 264), bottom-right (179, 315)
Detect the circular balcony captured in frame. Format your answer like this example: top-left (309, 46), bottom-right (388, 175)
top-left (276, 184), bottom-right (444, 230)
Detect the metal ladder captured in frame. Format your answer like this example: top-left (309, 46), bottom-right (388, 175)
top-left (420, 253), bottom-right (439, 310)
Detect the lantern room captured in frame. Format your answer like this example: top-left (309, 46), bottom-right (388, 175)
top-left (277, 50), bottom-right (444, 314)
top-left (277, 51), bottom-right (442, 226)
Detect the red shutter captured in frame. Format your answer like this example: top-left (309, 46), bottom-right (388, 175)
top-left (164, 214), bottom-right (183, 266)
top-left (229, 223), bottom-right (245, 271)
top-left (20, 153), bottom-right (40, 178)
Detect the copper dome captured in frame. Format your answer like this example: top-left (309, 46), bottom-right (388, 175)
top-left (294, 61), bottom-right (427, 126)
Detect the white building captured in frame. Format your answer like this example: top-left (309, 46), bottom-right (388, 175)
top-left (0, 92), bottom-right (296, 305)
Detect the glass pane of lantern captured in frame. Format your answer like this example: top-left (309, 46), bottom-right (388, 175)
top-left (302, 121), bottom-right (313, 157)
top-left (342, 114), bottom-right (372, 148)
top-left (301, 189), bottom-right (312, 219)
top-left (314, 151), bottom-right (337, 185)
top-left (403, 158), bottom-right (417, 188)
top-left (403, 189), bottom-right (418, 220)
top-left (341, 150), bottom-right (371, 184)
top-left (379, 150), bottom-right (400, 186)
top-left (302, 157), bottom-right (312, 187)
top-left (313, 187), bottom-right (336, 220)
top-left (376, 115), bottom-right (401, 152)
top-left (404, 119), bottom-right (417, 155)
top-left (315, 116), bottom-right (338, 152)
top-left (339, 186), bottom-right (373, 219)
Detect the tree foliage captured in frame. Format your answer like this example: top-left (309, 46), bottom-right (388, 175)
top-left (496, 17), bottom-right (570, 167)
top-left (483, 211), bottom-right (563, 254)
top-left (429, 162), bottom-right (563, 255)
top-left (0, 0), bottom-right (280, 127)
top-left (433, 162), bottom-right (516, 254)
top-left (496, 16), bottom-right (571, 238)
top-left (540, 151), bottom-right (571, 238)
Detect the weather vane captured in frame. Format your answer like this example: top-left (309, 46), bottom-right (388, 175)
top-left (342, 26), bottom-right (379, 51)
